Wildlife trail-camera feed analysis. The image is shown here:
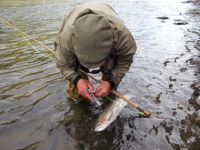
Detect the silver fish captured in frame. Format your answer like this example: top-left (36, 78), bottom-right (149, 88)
top-left (94, 95), bottom-right (130, 132)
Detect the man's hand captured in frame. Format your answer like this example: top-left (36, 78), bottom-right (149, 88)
top-left (95, 80), bottom-right (111, 98)
top-left (77, 79), bottom-right (94, 100)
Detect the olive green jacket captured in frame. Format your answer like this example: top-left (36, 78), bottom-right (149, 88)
top-left (55, 3), bottom-right (137, 87)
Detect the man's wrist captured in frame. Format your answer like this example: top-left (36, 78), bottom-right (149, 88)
top-left (73, 75), bottom-right (82, 86)
top-left (108, 79), bottom-right (116, 89)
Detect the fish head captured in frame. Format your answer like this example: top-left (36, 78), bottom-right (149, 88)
top-left (94, 119), bottom-right (111, 132)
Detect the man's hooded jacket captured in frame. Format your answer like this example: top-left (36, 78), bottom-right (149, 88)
top-left (55, 3), bottom-right (137, 88)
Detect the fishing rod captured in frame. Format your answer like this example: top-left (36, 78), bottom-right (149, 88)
top-left (0, 17), bottom-right (161, 119)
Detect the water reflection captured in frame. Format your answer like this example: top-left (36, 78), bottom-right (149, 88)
top-left (0, 0), bottom-right (199, 149)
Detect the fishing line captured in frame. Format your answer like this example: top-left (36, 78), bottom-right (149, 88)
top-left (20, 31), bottom-right (42, 54)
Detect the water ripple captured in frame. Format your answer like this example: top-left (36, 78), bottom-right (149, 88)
top-left (0, 0), bottom-right (199, 150)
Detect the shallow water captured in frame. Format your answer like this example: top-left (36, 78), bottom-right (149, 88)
top-left (0, 0), bottom-right (199, 150)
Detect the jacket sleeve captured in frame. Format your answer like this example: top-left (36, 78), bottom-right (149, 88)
top-left (54, 17), bottom-right (81, 84)
top-left (111, 26), bottom-right (137, 86)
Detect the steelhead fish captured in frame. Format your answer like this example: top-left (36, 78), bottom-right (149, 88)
top-left (94, 95), bottom-right (130, 132)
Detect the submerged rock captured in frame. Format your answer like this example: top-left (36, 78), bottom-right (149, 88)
top-left (157, 16), bottom-right (169, 20)
top-left (155, 92), bottom-right (162, 104)
top-left (164, 60), bottom-right (170, 66)
top-left (189, 82), bottom-right (200, 108)
top-left (174, 19), bottom-right (188, 25)
top-left (182, 0), bottom-right (194, 3)
top-left (169, 76), bottom-right (177, 82)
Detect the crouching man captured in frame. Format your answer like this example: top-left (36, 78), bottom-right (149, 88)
top-left (55, 3), bottom-right (137, 101)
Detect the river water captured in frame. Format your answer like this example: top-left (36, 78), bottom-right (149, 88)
top-left (0, 0), bottom-right (199, 150)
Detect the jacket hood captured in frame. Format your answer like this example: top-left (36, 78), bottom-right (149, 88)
top-left (71, 12), bottom-right (113, 69)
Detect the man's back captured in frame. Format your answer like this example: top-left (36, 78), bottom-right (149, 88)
top-left (64, 3), bottom-right (121, 27)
